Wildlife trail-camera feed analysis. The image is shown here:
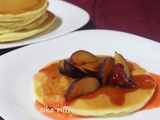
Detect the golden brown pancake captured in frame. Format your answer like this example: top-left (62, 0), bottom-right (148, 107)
top-left (0, 11), bottom-right (56, 42)
top-left (0, 0), bottom-right (48, 29)
top-left (0, 0), bottom-right (57, 42)
top-left (0, 12), bottom-right (48, 34)
top-left (0, 0), bottom-right (48, 22)
top-left (33, 57), bottom-right (156, 116)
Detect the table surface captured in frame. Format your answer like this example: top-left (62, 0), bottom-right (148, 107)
top-left (0, 0), bottom-right (160, 119)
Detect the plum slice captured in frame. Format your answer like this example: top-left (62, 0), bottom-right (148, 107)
top-left (98, 57), bottom-right (115, 86)
top-left (108, 52), bottom-right (139, 88)
top-left (69, 50), bottom-right (98, 66)
top-left (58, 59), bottom-right (88, 78)
top-left (114, 52), bottom-right (131, 78)
top-left (65, 77), bottom-right (100, 101)
top-left (59, 60), bottom-right (65, 74)
top-left (79, 58), bottom-right (102, 77)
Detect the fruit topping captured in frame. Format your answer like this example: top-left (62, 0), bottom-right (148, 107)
top-left (58, 50), bottom-right (140, 101)
top-left (59, 60), bottom-right (65, 74)
top-left (79, 58), bottom-right (103, 77)
top-left (69, 50), bottom-right (98, 66)
top-left (65, 77), bottom-right (100, 101)
top-left (115, 52), bottom-right (131, 78)
top-left (98, 57), bottom-right (115, 86)
top-left (58, 59), bottom-right (88, 78)
top-left (108, 63), bottom-right (139, 88)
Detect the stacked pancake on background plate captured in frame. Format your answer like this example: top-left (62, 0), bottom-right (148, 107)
top-left (0, 0), bottom-right (56, 42)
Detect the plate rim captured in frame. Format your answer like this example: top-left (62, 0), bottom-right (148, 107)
top-left (0, 0), bottom-right (89, 49)
top-left (0, 29), bottom-right (160, 120)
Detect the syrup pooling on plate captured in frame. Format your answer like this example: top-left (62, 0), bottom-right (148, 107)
top-left (34, 50), bottom-right (157, 117)
top-left (141, 73), bottom-right (160, 110)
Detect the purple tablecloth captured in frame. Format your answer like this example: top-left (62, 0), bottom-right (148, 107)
top-left (66, 0), bottom-right (160, 43)
top-left (0, 0), bottom-right (160, 119)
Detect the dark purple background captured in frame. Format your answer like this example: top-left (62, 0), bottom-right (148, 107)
top-left (66, 0), bottom-right (160, 42)
top-left (0, 0), bottom-right (160, 119)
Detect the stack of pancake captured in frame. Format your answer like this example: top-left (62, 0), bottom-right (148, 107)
top-left (0, 0), bottom-right (56, 42)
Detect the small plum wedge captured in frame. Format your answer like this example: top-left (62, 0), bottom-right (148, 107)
top-left (98, 57), bottom-right (115, 86)
top-left (79, 58), bottom-right (103, 77)
top-left (69, 50), bottom-right (98, 66)
top-left (114, 52), bottom-right (131, 78)
top-left (59, 59), bottom-right (65, 74)
top-left (58, 59), bottom-right (88, 78)
top-left (66, 77), bottom-right (100, 101)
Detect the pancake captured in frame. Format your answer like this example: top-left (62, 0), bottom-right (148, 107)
top-left (0, 12), bottom-right (48, 34)
top-left (0, 8), bottom-right (47, 28)
top-left (0, 0), bottom-right (57, 42)
top-left (0, 26), bottom-right (22, 35)
top-left (0, 0), bottom-right (48, 29)
top-left (33, 54), bottom-right (156, 116)
top-left (0, 11), bottom-right (56, 42)
top-left (0, 0), bottom-right (48, 22)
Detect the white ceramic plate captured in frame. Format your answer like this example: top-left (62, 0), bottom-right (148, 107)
top-left (0, 30), bottom-right (160, 120)
top-left (0, 0), bottom-right (89, 49)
